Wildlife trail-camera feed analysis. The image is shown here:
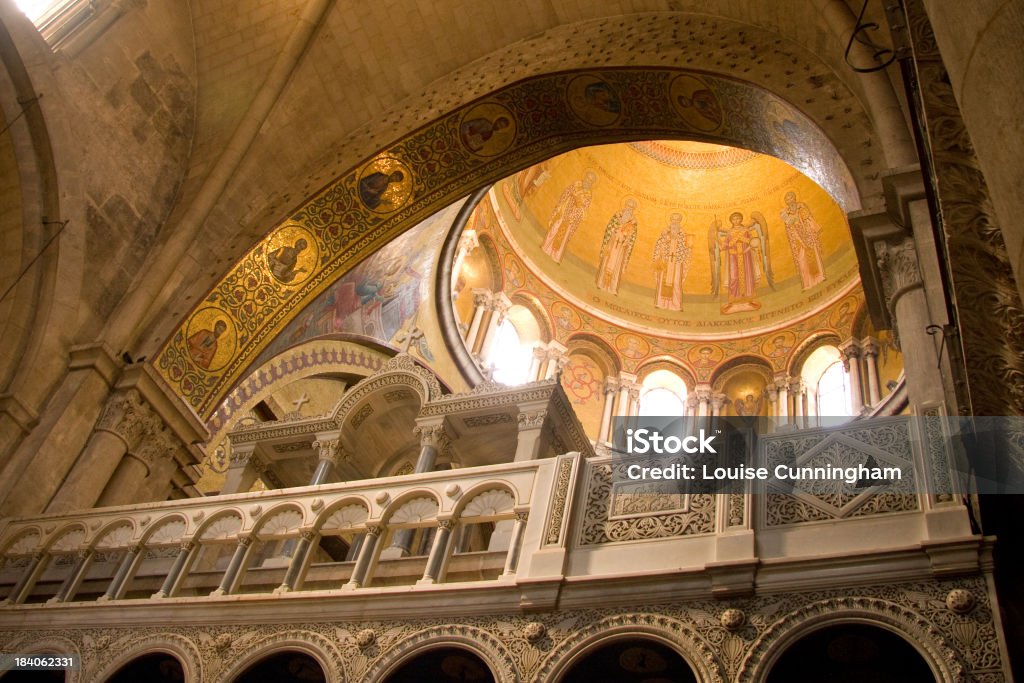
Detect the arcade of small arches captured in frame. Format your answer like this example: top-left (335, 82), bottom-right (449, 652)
top-left (13, 618), bottom-right (943, 683)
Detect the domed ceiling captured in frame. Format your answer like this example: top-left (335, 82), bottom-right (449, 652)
top-left (493, 141), bottom-right (859, 339)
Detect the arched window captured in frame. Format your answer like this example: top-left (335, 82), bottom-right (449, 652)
top-left (801, 345), bottom-right (853, 420)
top-left (817, 360), bottom-right (853, 417)
top-left (489, 319), bottom-right (533, 385)
top-left (487, 304), bottom-right (542, 386)
top-left (638, 369), bottom-right (688, 416)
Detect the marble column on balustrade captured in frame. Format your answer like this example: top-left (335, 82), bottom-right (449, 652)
top-left (465, 289), bottom-right (492, 352)
top-left (597, 376), bottom-right (619, 444)
top-left (382, 420), bottom-right (450, 558)
top-left (839, 340), bottom-right (864, 415)
top-left (860, 337), bottom-right (882, 406)
top-left (310, 431), bottom-right (345, 485)
top-left (477, 292), bottom-right (513, 362)
top-left (47, 390), bottom-right (156, 512)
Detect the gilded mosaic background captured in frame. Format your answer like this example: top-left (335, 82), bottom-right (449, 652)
top-left (155, 68), bottom-right (858, 418)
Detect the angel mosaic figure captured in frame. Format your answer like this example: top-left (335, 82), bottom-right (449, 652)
top-left (709, 211), bottom-right (774, 314)
top-left (652, 212), bottom-right (695, 311)
top-left (596, 198), bottom-right (639, 295)
top-left (541, 171), bottom-right (597, 262)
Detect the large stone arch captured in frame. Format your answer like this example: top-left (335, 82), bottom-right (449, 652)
top-left (87, 632), bottom-right (202, 683)
top-left (214, 629), bottom-right (343, 683)
top-left (363, 624), bottom-right (517, 683)
top-left (736, 597), bottom-right (966, 683)
top-left (153, 62), bottom-right (872, 418)
top-left (536, 613), bottom-right (725, 683)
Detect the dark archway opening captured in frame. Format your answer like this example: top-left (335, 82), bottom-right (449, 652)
top-left (383, 647), bottom-right (495, 683)
top-left (766, 623), bottom-right (936, 683)
top-left (231, 651), bottom-right (326, 683)
top-left (559, 637), bottom-right (698, 683)
top-left (104, 653), bottom-right (184, 682)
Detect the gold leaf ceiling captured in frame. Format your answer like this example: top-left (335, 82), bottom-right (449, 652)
top-left (495, 141), bottom-right (859, 338)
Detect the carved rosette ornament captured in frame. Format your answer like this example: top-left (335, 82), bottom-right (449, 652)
top-left (522, 621), bottom-right (547, 643)
top-left (355, 629), bottom-right (376, 648)
top-left (945, 588), bottom-right (976, 614)
top-left (720, 608), bottom-right (746, 631)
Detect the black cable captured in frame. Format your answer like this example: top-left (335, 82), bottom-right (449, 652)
top-left (0, 219), bottom-right (70, 305)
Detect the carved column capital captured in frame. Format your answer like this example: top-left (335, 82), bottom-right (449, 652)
top-left (413, 423), bottom-right (451, 451)
top-left (312, 437), bottom-right (344, 466)
top-left (471, 288), bottom-right (493, 309)
top-left (711, 392), bottom-right (729, 411)
top-left (839, 340), bottom-right (862, 370)
top-left (875, 236), bottom-right (923, 309)
top-left (96, 389), bottom-right (154, 449)
top-left (860, 337), bottom-right (880, 358)
top-left (133, 428), bottom-right (181, 468)
top-left (764, 385), bottom-right (778, 401)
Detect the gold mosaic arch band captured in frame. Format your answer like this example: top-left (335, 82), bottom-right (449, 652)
top-left (155, 68), bottom-right (857, 418)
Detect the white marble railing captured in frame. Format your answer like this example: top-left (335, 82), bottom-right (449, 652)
top-left (0, 416), bottom-right (974, 608)
top-left (0, 457), bottom-right (553, 605)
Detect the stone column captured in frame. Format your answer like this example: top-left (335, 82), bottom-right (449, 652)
top-left (451, 229), bottom-right (479, 293)
top-left (695, 386), bottom-right (712, 418)
top-left (465, 289), bottom-right (491, 351)
top-left (626, 383), bottom-right (641, 417)
top-left (275, 529), bottom-right (317, 594)
top-left (710, 393), bottom-right (728, 418)
top-left (417, 520), bottom-right (454, 585)
top-left (774, 377), bottom-right (789, 427)
top-left (49, 549), bottom-right (94, 603)
top-left (805, 386), bottom-right (818, 428)
top-left (99, 544), bottom-right (143, 601)
top-left (211, 535), bottom-right (253, 597)
top-left (839, 340), bottom-right (864, 415)
top-left (615, 372), bottom-right (636, 417)
top-left (528, 345), bottom-right (545, 381)
top-left (478, 292), bottom-right (512, 361)
top-left (543, 343), bottom-right (570, 380)
top-left (597, 378), bottom-right (618, 443)
top-left (861, 337), bottom-right (882, 406)
top-left (344, 524), bottom-right (383, 589)
top-left (152, 540), bottom-right (196, 599)
top-left (790, 379), bottom-right (805, 428)
top-left (384, 423), bottom-right (449, 558)
top-left (502, 512), bottom-right (528, 576)
top-left (47, 390), bottom-right (154, 513)
top-left (764, 385), bottom-right (778, 423)
top-left (413, 422), bottom-right (449, 474)
top-left (310, 432), bottom-right (344, 485)
top-left (97, 427), bottom-right (179, 507)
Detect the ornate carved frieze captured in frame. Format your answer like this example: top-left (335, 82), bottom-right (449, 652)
top-left (3, 576), bottom-right (1005, 683)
